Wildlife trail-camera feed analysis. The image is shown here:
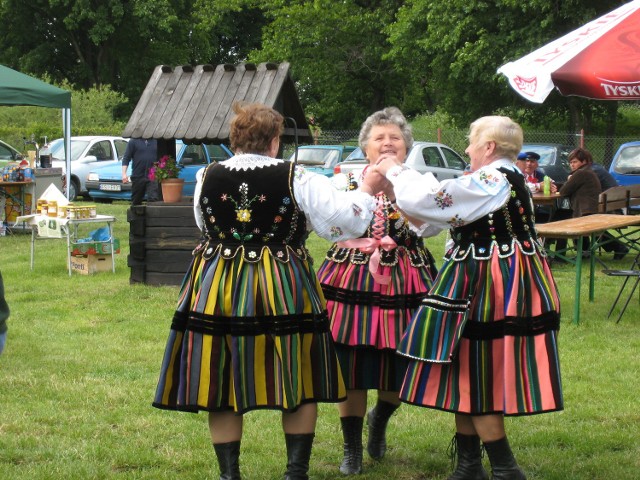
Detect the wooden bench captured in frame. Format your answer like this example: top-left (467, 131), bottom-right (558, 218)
top-left (599, 185), bottom-right (631, 213)
top-left (627, 184), bottom-right (640, 212)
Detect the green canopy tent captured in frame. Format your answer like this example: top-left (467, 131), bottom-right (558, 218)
top-left (0, 65), bottom-right (72, 198)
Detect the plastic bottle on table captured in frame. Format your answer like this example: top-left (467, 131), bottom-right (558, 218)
top-left (543, 175), bottom-right (551, 195)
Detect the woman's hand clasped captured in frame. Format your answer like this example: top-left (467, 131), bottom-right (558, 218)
top-left (360, 166), bottom-right (389, 195)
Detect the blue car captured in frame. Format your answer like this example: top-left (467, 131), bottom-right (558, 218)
top-left (609, 141), bottom-right (640, 186)
top-left (86, 141), bottom-right (232, 201)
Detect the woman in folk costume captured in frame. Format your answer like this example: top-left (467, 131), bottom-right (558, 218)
top-left (371, 116), bottom-right (563, 480)
top-left (317, 107), bottom-right (437, 475)
top-left (153, 102), bottom-right (379, 480)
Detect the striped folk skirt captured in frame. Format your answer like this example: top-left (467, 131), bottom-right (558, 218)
top-left (398, 248), bottom-right (564, 416)
top-left (153, 249), bottom-right (346, 414)
top-left (318, 247), bottom-right (435, 391)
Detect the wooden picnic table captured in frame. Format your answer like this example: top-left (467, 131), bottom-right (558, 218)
top-left (536, 214), bottom-right (640, 324)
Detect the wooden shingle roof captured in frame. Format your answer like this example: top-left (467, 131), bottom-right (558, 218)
top-left (122, 62), bottom-right (311, 144)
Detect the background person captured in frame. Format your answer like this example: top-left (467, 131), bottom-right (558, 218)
top-left (317, 107), bottom-right (437, 475)
top-left (559, 147), bottom-right (628, 260)
top-left (153, 102), bottom-right (378, 480)
top-left (515, 151), bottom-right (557, 223)
top-left (591, 160), bottom-right (618, 191)
top-left (515, 151), bottom-right (557, 193)
top-left (554, 147), bottom-right (602, 258)
top-left (121, 138), bottom-right (160, 205)
top-left (371, 115), bottom-right (563, 480)
top-left (0, 271), bottom-right (8, 355)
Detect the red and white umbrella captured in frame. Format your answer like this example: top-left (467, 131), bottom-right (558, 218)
top-left (498, 0), bottom-right (640, 103)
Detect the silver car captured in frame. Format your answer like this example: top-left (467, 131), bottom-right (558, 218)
top-left (43, 136), bottom-right (129, 200)
top-left (336, 142), bottom-right (468, 180)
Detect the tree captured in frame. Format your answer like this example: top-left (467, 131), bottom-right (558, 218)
top-left (386, 0), bottom-right (626, 129)
top-left (250, 0), bottom-right (408, 128)
top-left (0, 0), bottom-right (266, 117)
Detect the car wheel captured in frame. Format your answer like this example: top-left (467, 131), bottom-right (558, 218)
top-left (66, 179), bottom-right (80, 201)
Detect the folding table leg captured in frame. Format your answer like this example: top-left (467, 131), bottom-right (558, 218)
top-left (613, 277), bottom-right (640, 323)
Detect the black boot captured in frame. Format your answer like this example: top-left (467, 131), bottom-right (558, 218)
top-left (446, 433), bottom-right (489, 480)
top-left (366, 400), bottom-right (399, 460)
top-left (213, 441), bottom-right (241, 480)
top-left (483, 437), bottom-right (526, 480)
top-left (339, 416), bottom-right (363, 475)
top-left (284, 433), bottom-right (314, 480)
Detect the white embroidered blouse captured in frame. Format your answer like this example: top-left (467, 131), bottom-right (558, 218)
top-left (387, 159), bottom-right (516, 235)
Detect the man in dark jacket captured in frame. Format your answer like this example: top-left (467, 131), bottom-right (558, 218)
top-left (121, 138), bottom-right (160, 205)
top-left (591, 162), bottom-right (618, 191)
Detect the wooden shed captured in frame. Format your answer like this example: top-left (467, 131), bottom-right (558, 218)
top-left (125, 61), bottom-right (312, 286)
top-left (122, 61), bottom-right (312, 154)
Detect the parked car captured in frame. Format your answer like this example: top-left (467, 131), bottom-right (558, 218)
top-left (609, 141), bottom-right (640, 186)
top-left (0, 139), bottom-right (24, 168)
top-left (519, 143), bottom-right (572, 183)
top-left (334, 142), bottom-right (468, 180)
top-left (40, 136), bottom-right (130, 200)
top-left (287, 145), bottom-right (357, 176)
top-left (86, 141), bottom-right (233, 202)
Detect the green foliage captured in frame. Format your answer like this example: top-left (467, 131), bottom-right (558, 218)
top-left (0, 80), bottom-right (127, 149)
top-left (0, 0), bottom-right (638, 136)
top-left (251, 0), bottom-right (408, 128)
top-left (70, 83), bottom-right (129, 129)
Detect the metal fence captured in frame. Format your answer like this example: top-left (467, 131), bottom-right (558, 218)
top-left (287, 129), bottom-right (638, 169)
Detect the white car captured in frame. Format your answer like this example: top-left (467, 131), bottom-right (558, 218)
top-left (334, 142), bottom-right (468, 180)
top-left (42, 136), bottom-right (129, 200)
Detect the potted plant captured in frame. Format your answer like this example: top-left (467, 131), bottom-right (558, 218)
top-left (148, 155), bottom-right (184, 202)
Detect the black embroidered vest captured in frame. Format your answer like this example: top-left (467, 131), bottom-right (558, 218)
top-left (449, 167), bottom-right (542, 260)
top-left (197, 157), bottom-right (309, 263)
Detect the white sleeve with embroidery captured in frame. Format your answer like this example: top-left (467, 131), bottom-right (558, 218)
top-left (388, 164), bottom-right (511, 231)
top-left (293, 165), bottom-right (376, 242)
top-left (193, 167), bottom-right (206, 231)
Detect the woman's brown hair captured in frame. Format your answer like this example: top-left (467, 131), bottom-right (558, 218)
top-left (568, 147), bottom-right (593, 164)
top-left (229, 102), bottom-right (284, 155)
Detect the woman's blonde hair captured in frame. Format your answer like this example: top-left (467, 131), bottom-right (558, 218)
top-left (468, 116), bottom-right (523, 160)
top-left (230, 102), bottom-right (284, 154)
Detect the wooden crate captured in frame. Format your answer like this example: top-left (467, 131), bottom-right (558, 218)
top-left (127, 202), bottom-right (202, 286)
top-left (70, 255), bottom-right (112, 275)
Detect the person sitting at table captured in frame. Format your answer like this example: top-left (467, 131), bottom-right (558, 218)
top-left (516, 151), bottom-right (557, 223)
top-left (554, 148), bottom-right (601, 258)
top-left (558, 148), bottom-right (628, 260)
top-left (591, 161), bottom-right (618, 191)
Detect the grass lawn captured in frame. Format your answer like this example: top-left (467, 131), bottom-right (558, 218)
top-left (1, 201), bottom-right (639, 479)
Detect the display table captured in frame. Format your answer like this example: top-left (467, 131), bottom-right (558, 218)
top-left (15, 214), bottom-right (117, 276)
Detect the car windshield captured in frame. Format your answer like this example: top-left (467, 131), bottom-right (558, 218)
top-left (344, 147), bottom-right (365, 161)
top-left (613, 145), bottom-right (640, 174)
top-left (204, 144), bottom-right (232, 162)
top-left (44, 139), bottom-right (90, 161)
top-left (295, 149), bottom-right (340, 167)
top-left (524, 146), bottom-right (556, 166)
